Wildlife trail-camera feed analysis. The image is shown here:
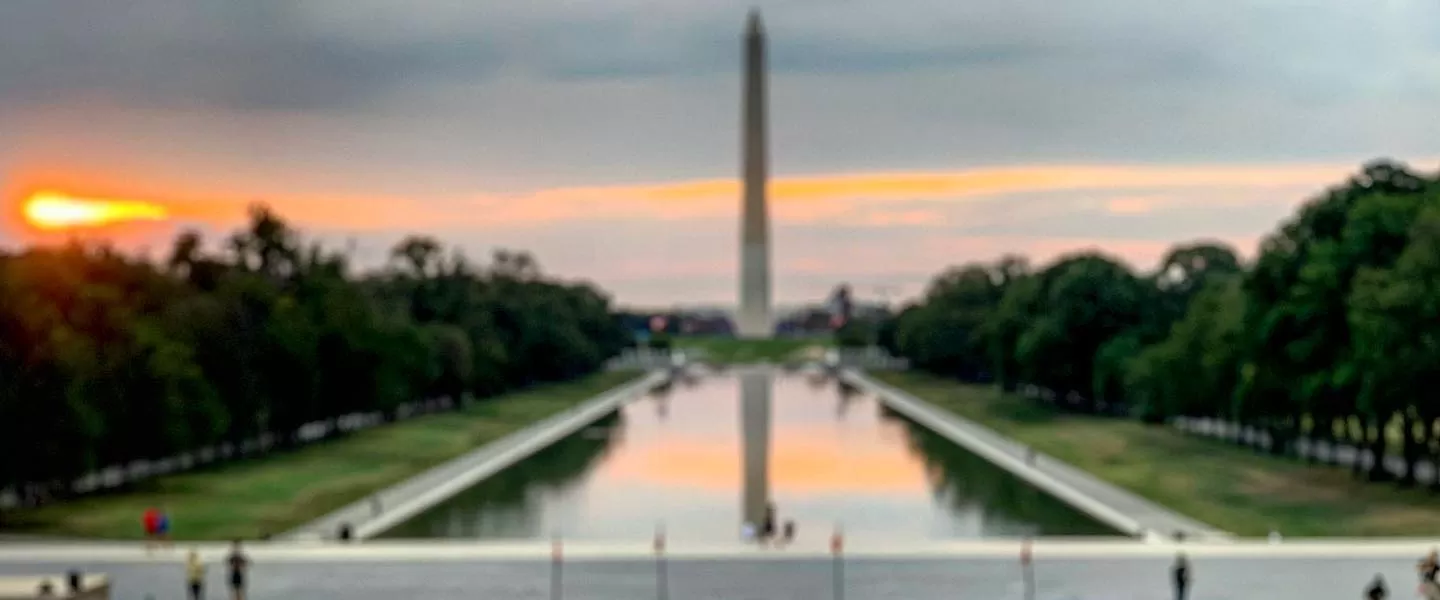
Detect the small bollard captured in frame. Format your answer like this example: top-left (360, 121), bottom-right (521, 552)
top-left (1020, 537), bottom-right (1035, 600)
top-left (551, 535), bottom-right (564, 600)
top-left (655, 525), bottom-right (668, 600)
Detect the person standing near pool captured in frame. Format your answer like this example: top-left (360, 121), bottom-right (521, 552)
top-left (142, 507), bottom-right (160, 552)
top-left (156, 506), bottom-right (172, 547)
top-left (227, 540), bottom-right (250, 600)
top-left (1172, 552), bottom-right (1191, 600)
top-left (186, 549), bottom-right (206, 600)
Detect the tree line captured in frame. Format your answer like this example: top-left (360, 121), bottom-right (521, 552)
top-left (0, 205), bottom-right (627, 505)
top-left (884, 160), bottom-right (1440, 488)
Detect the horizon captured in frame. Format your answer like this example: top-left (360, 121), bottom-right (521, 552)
top-left (3, 1), bottom-right (1440, 305)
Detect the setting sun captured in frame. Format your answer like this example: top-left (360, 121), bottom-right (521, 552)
top-left (22, 191), bottom-right (169, 230)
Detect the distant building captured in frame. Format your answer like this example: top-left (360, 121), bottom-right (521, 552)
top-left (827, 284), bottom-right (853, 328)
top-left (615, 308), bottom-right (736, 342)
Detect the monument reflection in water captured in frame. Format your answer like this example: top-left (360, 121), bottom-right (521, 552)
top-left (380, 369), bottom-right (1113, 541)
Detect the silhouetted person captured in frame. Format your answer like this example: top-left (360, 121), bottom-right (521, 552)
top-left (1365, 574), bottom-right (1387, 600)
top-left (67, 570), bottom-right (81, 595)
top-left (36, 580), bottom-right (55, 597)
top-left (761, 503), bottom-right (777, 541)
top-left (227, 539), bottom-right (250, 600)
top-left (338, 523), bottom-right (353, 542)
top-left (782, 521), bottom-right (796, 545)
top-left (1172, 552), bottom-right (1190, 600)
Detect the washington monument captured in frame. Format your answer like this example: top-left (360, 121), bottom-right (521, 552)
top-left (737, 10), bottom-right (773, 339)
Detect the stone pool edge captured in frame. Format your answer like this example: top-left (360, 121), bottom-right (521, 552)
top-left (282, 369), bottom-right (672, 542)
top-left (841, 369), bottom-right (1232, 543)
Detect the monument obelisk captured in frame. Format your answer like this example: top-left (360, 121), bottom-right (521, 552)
top-left (737, 10), bottom-right (773, 339)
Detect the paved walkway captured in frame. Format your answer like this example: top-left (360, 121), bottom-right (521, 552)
top-left (281, 371), bottom-right (669, 541)
top-left (843, 371), bottom-right (1231, 542)
top-left (1176, 417), bottom-right (1438, 484)
top-left (1, 538), bottom-right (1437, 563)
top-left (0, 541), bottom-right (1434, 600)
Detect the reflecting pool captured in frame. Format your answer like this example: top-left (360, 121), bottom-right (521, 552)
top-left (381, 368), bottom-right (1113, 541)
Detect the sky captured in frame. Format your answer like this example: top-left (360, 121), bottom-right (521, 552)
top-left (3, 1), bottom-right (1440, 308)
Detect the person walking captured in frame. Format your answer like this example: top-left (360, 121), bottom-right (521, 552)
top-left (1364, 574), bottom-right (1387, 600)
top-left (186, 549), bottom-right (206, 600)
top-left (1172, 552), bottom-right (1191, 600)
top-left (142, 507), bottom-right (160, 552)
top-left (157, 506), bottom-right (173, 548)
top-left (227, 540), bottom-right (250, 600)
top-left (1420, 550), bottom-right (1440, 600)
top-left (761, 503), bottom-right (777, 542)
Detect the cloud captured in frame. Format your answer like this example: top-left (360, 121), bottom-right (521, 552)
top-left (5, 0), bottom-right (1439, 123)
top-left (1105, 197), bottom-right (1157, 215)
top-left (4, 0), bottom-right (1440, 306)
top-left (2, 162), bottom-right (1355, 235)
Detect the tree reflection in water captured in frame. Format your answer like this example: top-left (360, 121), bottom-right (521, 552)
top-left (836, 381), bottom-right (861, 420)
top-left (379, 411), bottom-right (626, 539)
top-left (878, 405), bottom-right (1115, 537)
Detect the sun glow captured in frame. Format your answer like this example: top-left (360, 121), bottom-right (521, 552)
top-left (22, 191), bottom-right (169, 230)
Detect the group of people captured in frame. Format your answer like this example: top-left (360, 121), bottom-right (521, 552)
top-left (183, 540), bottom-right (250, 600)
top-left (1335, 549), bottom-right (1440, 600)
top-left (742, 502), bottom-right (796, 547)
top-left (142, 506), bottom-right (171, 551)
top-left (1362, 549), bottom-right (1440, 600)
top-left (142, 506), bottom-right (251, 599)
top-left (1172, 549), bottom-right (1438, 600)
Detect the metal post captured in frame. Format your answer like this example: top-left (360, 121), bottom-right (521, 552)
top-left (1020, 537), bottom-right (1035, 600)
top-left (551, 534), bottom-right (563, 600)
top-left (831, 527), bottom-right (845, 600)
top-left (655, 525), bottom-right (669, 600)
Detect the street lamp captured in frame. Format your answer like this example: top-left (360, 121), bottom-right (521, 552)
top-left (868, 285), bottom-right (898, 350)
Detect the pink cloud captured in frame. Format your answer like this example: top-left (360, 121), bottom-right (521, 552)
top-left (1104, 196), bottom-right (1158, 214)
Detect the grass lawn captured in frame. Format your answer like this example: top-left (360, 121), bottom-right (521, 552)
top-left (673, 336), bottom-right (827, 364)
top-left (875, 370), bottom-right (1440, 537)
top-left (1, 370), bottom-right (642, 541)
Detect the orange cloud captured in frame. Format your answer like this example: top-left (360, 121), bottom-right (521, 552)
top-left (4, 162), bottom-right (1355, 240)
top-left (466, 163), bottom-right (1348, 226)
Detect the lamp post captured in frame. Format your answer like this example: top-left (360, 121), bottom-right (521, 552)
top-left (868, 285), bottom-right (897, 351)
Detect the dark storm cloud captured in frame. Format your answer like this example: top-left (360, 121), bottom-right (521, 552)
top-left (0, 0), bottom-right (1278, 113)
top-left (0, 1), bottom-right (506, 112)
top-left (7, 0), bottom-right (1436, 117)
